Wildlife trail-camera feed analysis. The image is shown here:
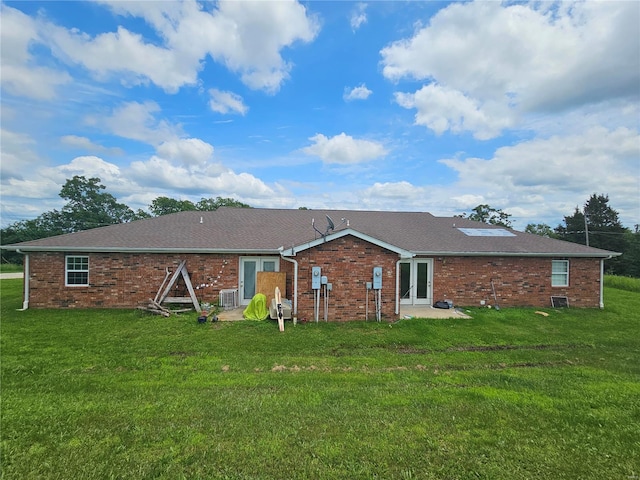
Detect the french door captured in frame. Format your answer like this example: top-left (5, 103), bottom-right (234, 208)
top-left (400, 259), bottom-right (433, 305)
top-left (239, 257), bottom-right (279, 305)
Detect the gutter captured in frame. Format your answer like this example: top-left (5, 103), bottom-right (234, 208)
top-left (16, 249), bottom-right (29, 311)
top-left (412, 251), bottom-right (621, 259)
top-left (2, 246), bottom-right (282, 254)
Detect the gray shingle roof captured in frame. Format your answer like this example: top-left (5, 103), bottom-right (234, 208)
top-left (4, 207), bottom-right (618, 257)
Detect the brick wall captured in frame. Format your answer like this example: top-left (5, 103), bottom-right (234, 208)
top-left (24, 243), bottom-right (603, 316)
top-left (293, 237), bottom-right (399, 322)
top-left (432, 256), bottom-right (601, 308)
top-left (26, 252), bottom-right (242, 309)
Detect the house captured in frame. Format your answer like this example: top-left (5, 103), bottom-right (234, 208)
top-left (3, 208), bottom-right (619, 321)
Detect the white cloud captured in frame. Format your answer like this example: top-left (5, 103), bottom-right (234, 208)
top-left (344, 84), bottom-right (372, 101)
top-left (381, 1), bottom-right (640, 138)
top-left (128, 156), bottom-right (276, 200)
top-left (362, 181), bottom-right (426, 200)
top-left (350, 3), bottom-right (368, 31)
top-left (302, 133), bottom-right (387, 164)
top-left (0, 5), bottom-right (71, 99)
top-left (60, 135), bottom-right (124, 155)
top-left (88, 101), bottom-right (182, 146)
top-left (45, 24), bottom-right (194, 93)
top-left (156, 138), bottom-right (215, 167)
top-left (53, 156), bottom-right (123, 184)
top-left (0, 129), bottom-right (43, 181)
top-left (209, 89), bottom-right (248, 115)
top-left (43, 0), bottom-right (320, 94)
top-left (395, 84), bottom-right (512, 140)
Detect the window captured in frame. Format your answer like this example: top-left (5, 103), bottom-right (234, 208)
top-left (551, 260), bottom-right (569, 287)
top-left (66, 256), bottom-right (89, 286)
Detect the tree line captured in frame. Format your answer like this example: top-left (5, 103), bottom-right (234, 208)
top-left (1, 177), bottom-right (638, 276)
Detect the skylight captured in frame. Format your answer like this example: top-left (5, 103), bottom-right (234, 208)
top-left (458, 228), bottom-right (516, 237)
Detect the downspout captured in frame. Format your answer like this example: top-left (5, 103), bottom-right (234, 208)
top-left (17, 249), bottom-right (29, 311)
top-left (600, 256), bottom-right (611, 309)
top-left (395, 259), bottom-right (402, 315)
top-left (280, 253), bottom-right (298, 323)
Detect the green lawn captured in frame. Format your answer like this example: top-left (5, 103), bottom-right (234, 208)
top-left (1, 278), bottom-right (639, 479)
top-left (0, 263), bottom-right (22, 274)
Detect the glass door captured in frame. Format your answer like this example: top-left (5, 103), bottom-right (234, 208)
top-left (400, 259), bottom-right (433, 305)
top-left (239, 257), bottom-right (279, 305)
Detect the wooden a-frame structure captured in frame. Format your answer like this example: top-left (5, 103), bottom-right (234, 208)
top-left (153, 260), bottom-right (201, 312)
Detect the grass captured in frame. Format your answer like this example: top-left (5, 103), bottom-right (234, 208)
top-left (605, 274), bottom-right (640, 293)
top-left (1, 278), bottom-right (639, 479)
top-left (0, 263), bottom-right (22, 274)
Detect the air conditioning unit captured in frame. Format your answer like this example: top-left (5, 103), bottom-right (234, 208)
top-left (219, 289), bottom-right (238, 310)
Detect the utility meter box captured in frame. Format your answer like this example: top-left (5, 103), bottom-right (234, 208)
top-left (312, 266), bottom-right (322, 289)
top-left (373, 267), bottom-right (383, 289)
top-left (321, 275), bottom-right (328, 285)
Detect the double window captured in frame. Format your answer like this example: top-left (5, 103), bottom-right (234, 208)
top-left (66, 256), bottom-right (89, 286)
top-left (551, 260), bottom-right (569, 287)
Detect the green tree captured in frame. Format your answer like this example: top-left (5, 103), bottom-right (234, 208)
top-left (195, 197), bottom-right (251, 211)
top-left (148, 196), bottom-right (251, 216)
top-left (149, 197), bottom-right (197, 216)
top-left (59, 176), bottom-right (139, 231)
top-left (525, 223), bottom-right (555, 237)
top-left (457, 204), bottom-right (513, 228)
top-left (555, 194), bottom-right (631, 275)
top-left (618, 231), bottom-right (640, 277)
top-left (555, 207), bottom-right (587, 245)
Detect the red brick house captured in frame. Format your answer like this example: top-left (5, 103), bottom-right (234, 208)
top-left (4, 208), bottom-right (619, 321)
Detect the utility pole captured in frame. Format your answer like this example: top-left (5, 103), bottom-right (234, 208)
top-left (584, 208), bottom-right (589, 247)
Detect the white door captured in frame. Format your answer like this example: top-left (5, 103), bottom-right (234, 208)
top-left (239, 257), bottom-right (279, 305)
top-left (400, 259), bottom-right (433, 305)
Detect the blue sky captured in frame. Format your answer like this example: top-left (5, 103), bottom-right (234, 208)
top-left (1, 0), bottom-right (639, 229)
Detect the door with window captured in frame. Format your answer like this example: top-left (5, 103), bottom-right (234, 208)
top-left (400, 259), bottom-right (433, 305)
top-left (239, 257), bottom-right (279, 305)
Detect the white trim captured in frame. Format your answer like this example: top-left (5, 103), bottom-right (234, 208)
top-left (65, 255), bottom-right (89, 287)
top-left (551, 259), bottom-right (570, 287)
top-left (239, 256), bottom-right (280, 305)
top-left (281, 228), bottom-right (414, 259)
top-left (280, 254), bottom-right (298, 318)
top-left (399, 259), bottom-right (434, 306)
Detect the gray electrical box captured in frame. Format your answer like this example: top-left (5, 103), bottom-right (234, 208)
top-left (373, 267), bottom-right (382, 289)
top-left (312, 266), bottom-right (322, 289)
top-left (321, 275), bottom-right (328, 285)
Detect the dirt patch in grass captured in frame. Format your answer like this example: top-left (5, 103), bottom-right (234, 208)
top-left (447, 343), bottom-right (591, 352)
top-left (394, 343), bottom-right (592, 354)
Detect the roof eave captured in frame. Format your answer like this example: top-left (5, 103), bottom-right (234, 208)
top-left (4, 246), bottom-right (280, 255)
top-left (414, 251), bottom-right (620, 258)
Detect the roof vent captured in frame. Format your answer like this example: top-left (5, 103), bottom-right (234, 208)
top-left (200, 216), bottom-right (203, 224)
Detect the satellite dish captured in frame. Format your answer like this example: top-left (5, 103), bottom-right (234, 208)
top-left (326, 215), bottom-right (335, 232)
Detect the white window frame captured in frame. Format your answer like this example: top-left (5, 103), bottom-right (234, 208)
top-left (66, 255), bottom-right (89, 286)
top-left (551, 260), bottom-right (569, 287)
